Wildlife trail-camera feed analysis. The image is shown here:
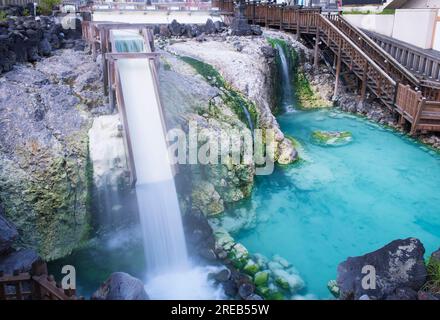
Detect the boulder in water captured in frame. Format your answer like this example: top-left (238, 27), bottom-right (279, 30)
top-left (311, 130), bottom-right (352, 146)
top-left (92, 272), bottom-right (149, 300)
top-left (336, 238), bottom-right (427, 300)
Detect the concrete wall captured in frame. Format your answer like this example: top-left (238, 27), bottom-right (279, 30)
top-left (345, 8), bottom-right (439, 49)
top-left (344, 14), bottom-right (395, 36)
top-left (392, 9), bottom-right (437, 48)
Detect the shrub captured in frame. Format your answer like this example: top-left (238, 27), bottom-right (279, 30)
top-left (422, 257), bottom-right (440, 294)
top-left (39, 0), bottom-right (62, 15)
top-left (0, 11), bottom-right (7, 22)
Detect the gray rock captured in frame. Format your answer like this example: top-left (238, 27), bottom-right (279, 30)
top-left (337, 238), bottom-right (427, 300)
top-left (214, 269), bottom-right (231, 282)
top-left (246, 294), bottom-right (263, 300)
top-left (430, 248), bottom-right (440, 262)
top-left (238, 282), bottom-right (254, 299)
top-left (260, 46), bottom-right (276, 59)
top-left (204, 19), bottom-right (217, 34)
top-left (159, 25), bottom-right (171, 38)
top-left (386, 287), bottom-right (418, 300)
top-left (0, 207), bottom-right (18, 255)
top-left (251, 25), bottom-right (262, 36)
top-left (0, 249), bottom-right (42, 274)
top-left (92, 272), bottom-right (149, 300)
top-left (169, 19), bottom-right (183, 37)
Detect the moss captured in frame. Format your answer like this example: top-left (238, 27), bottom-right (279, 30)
top-left (275, 276), bottom-right (290, 290)
top-left (179, 56), bottom-right (259, 130)
top-left (311, 130), bottom-right (352, 146)
top-left (422, 256), bottom-right (440, 295)
top-left (267, 37), bottom-right (331, 110)
top-left (243, 259), bottom-right (260, 276)
top-left (254, 271), bottom-right (269, 287)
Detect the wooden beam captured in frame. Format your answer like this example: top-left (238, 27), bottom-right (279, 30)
top-left (333, 43), bottom-right (342, 99)
top-left (314, 28), bottom-right (320, 68)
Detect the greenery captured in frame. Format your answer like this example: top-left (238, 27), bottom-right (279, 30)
top-left (342, 8), bottom-right (395, 15)
top-left (180, 56), bottom-right (259, 130)
top-left (40, 0), bottom-right (61, 15)
top-left (267, 37), bottom-right (331, 110)
top-left (0, 11), bottom-right (7, 22)
top-left (422, 256), bottom-right (440, 294)
top-left (23, 8), bottom-right (30, 17)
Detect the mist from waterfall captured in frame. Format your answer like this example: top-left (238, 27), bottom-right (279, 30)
top-left (111, 30), bottom-right (224, 299)
top-left (112, 30), bottom-right (188, 276)
top-left (275, 43), bottom-right (296, 112)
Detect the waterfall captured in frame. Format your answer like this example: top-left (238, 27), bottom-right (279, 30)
top-left (112, 30), bottom-right (189, 276)
top-left (240, 102), bottom-right (254, 132)
top-left (275, 43), bottom-right (296, 112)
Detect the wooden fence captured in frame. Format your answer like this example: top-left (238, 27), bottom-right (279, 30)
top-left (0, 262), bottom-right (78, 300)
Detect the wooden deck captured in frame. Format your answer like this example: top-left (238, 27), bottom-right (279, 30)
top-left (213, 1), bottom-right (440, 134)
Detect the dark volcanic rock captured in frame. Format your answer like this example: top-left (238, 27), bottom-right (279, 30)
top-left (238, 282), bottom-right (255, 299)
top-left (214, 268), bottom-right (231, 282)
top-left (260, 46), bottom-right (276, 59)
top-left (337, 238), bottom-right (427, 300)
top-left (92, 272), bottom-right (149, 300)
top-left (204, 19), bottom-right (217, 34)
top-left (0, 248), bottom-right (42, 274)
top-left (169, 19), bottom-right (183, 37)
top-left (0, 206), bottom-right (18, 255)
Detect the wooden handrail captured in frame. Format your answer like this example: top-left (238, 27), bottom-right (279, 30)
top-left (319, 14), bottom-right (396, 87)
top-left (333, 15), bottom-right (420, 87)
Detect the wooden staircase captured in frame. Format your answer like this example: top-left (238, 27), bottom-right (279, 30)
top-left (211, 0), bottom-right (440, 134)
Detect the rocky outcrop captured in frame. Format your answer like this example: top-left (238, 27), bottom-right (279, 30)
top-left (166, 34), bottom-right (297, 165)
top-left (336, 238), bottom-right (427, 300)
top-left (154, 18), bottom-right (226, 39)
top-left (92, 272), bottom-right (149, 300)
top-left (0, 248), bottom-right (42, 274)
top-left (0, 14), bottom-right (83, 75)
top-left (159, 53), bottom-right (256, 216)
top-left (0, 48), bottom-right (106, 260)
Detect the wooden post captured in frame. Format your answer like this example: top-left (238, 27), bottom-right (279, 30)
top-left (296, 10), bottom-right (300, 38)
top-left (313, 28), bottom-right (319, 68)
top-left (280, 7), bottom-right (283, 30)
top-left (360, 60), bottom-right (368, 103)
top-left (333, 44), bottom-right (342, 99)
top-left (410, 97), bottom-right (425, 135)
top-left (100, 28), bottom-right (109, 96)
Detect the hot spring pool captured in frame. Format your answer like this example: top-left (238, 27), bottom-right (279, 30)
top-left (229, 109), bottom-right (440, 299)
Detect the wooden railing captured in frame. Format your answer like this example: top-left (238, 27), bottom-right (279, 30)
top-left (365, 30), bottom-right (440, 84)
top-left (0, 263), bottom-right (77, 300)
top-left (212, 0), bottom-right (440, 133)
top-left (395, 84), bottom-right (440, 134)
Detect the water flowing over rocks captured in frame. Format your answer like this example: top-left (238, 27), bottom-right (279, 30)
top-left (0, 47), bottom-right (108, 260)
top-left (165, 33), bottom-right (297, 165)
top-left (336, 238), bottom-right (427, 300)
top-left (92, 272), bottom-right (149, 300)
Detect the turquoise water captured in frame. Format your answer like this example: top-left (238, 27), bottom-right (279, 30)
top-left (233, 109), bottom-right (440, 299)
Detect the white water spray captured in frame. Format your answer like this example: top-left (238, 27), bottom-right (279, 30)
top-left (112, 30), bottom-right (188, 275)
top-left (111, 30), bottom-right (223, 299)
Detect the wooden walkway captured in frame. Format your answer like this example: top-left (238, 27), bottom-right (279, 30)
top-left (0, 262), bottom-right (78, 300)
top-left (213, 1), bottom-right (440, 134)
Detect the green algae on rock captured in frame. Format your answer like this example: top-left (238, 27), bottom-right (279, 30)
top-left (311, 130), bottom-right (353, 146)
